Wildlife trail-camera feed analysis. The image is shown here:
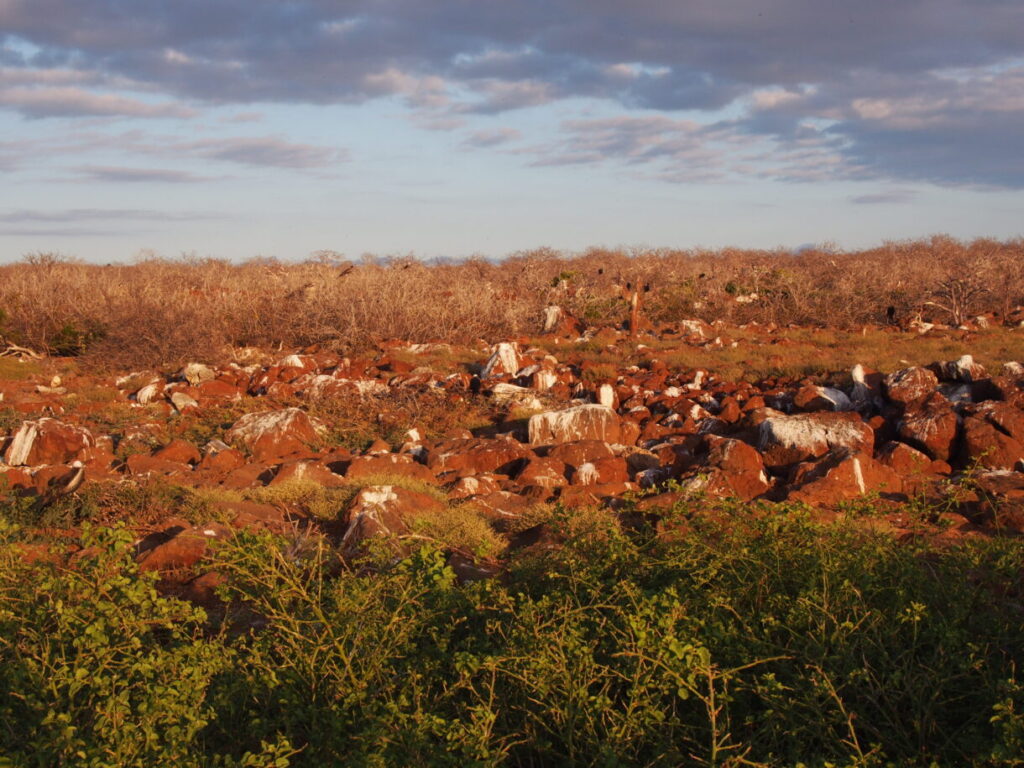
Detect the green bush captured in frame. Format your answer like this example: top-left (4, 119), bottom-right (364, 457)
top-left (0, 521), bottom-right (292, 767)
top-left (0, 504), bottom-right (1022, 766)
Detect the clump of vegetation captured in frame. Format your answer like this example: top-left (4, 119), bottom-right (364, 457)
top-left (1, 499), bottom-right (1022, 766)
top-left (1, 236), bottom-right (1021, 368)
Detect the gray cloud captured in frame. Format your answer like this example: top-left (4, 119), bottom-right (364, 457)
top-left (0, 84), bottom-right (195, 118)
top-left (0, 208), bottom-right (221, 223)
top-left (1, 1), bottom-right (1023, 185)
top-left (181, 137), bottom-right (348, 168)
top-left (850, 190), bottom-right (918, 205)
top-left (74, 165), bottom-right (213, 183)
top-left (461, 127), bottom-right (522, 148)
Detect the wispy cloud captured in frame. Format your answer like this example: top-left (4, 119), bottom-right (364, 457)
top-left (73, 165), bottom-right (214, 183)
top-left (461, 128), bottom-right (522, 148)
top-left (850, 189), bottom-right (918, 204)
top-left (0, 208), bottom-right (223, 223)
top-left (0, 86), bottom-right (194, 119)
top-left (181, 137), bottom-right (348, 168)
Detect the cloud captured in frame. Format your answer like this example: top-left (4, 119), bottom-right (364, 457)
top-left (181, 137), bottom-right (347, 168)
top-left (0, 85), bottom-right (194, 118)
top-left (526, 116), bottom-right (733, 180)
top-left (849, 189), bottom-right (918, 205)
top-left (219, 111), bottom-right (262, 123)
top-left (1, 1), bottom-right (1023, 186)
top-left (0, 207), bottom-right (223, 237)
top-left (74, 165), bottom-right (213, 183)
top-left (0, 208), bottom-right (222, 223)
top-left (461, 127), bottom-right (522, 148)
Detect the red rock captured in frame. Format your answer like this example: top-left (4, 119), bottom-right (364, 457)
top-left (196, 379), bottom-right (243, 401)
top-left (126, 453), bottom-right (192, 477)
top-left (671, 437), bottom-right (771, 501)
top-left (876, 441), bottom-right (933, 475)
top-left (793, 385), bottom-right (853, 412)
top-left (3, 418), bottom-right (94, 466)
top-left (516, 457), bottom-right (569, 488)
top-left (220, 500), bottom-right (292, 532)
top-left (137, 523), bottom-right (231, 573)
top-left (31, 463), bottom-right (80, 496)
top-left (467, 491), bottom-right (533, 528)
top-left (618, 420), bottom-right (641, 446)
top-left (884, 367), bottom-right (938, 406)
top-left (448, 473), bottom-right (504, 499)
top-left (197, 447), bottom-right (246, 473)
top-left (571, 456), bottom-right (629, 485)
top-left (559, 482), bottom-right (636, 508)
top-left (79, 444), bottom-right (118, 473)
top-left (225, 408), bottom-right (324, 462)
top-left (757, 412), bottom-right (874, 467)
top-left (153, 439), bottom-right (201, 465)
top-left (220, 463), bottom-right (275, 489)
top-left (528, 404), bottom-right (621, 445)
top-left (0, 466), bottom-right (34, 490)
top-left (425, 438), bottom-right (531, 476)
top-left (481, 342), bottom-right (520, 378)
top-left (961, 416), bottom-right (1024, 470)
top-left (956, 471), bottom-right (1024, 532)
top-left (718, 396), bottom-right (742, 423)
top-left (547, 439), bottom-right (615, 467)
top-left (742, 395), bottom-right (766, 412)
top-left (180, 571), bottom-right (227, 608)
top-left (345, 454), bottom-right (438, 485)
top-left (897, 393), bottom-right (959, 461)
top-left (787, 451), bottom-right (903, 506)
top-left (447, 551), bottom-right (504, 582)
top-left (990, 375), bottom-right (1024, 408)
top-left (971, 401), bottom-right (1024, 442)
top-left (340, 485), bottom-right (445, 556)
top-left (271, 460), bottom-right (347, 487)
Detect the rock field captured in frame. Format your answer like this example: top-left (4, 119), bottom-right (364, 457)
top-left (2, 312), bottom-right (1023, 600)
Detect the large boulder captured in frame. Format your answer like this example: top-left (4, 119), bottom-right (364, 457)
top-left (3, 418), bottom-right (94, 466)
top-left (137, 523), bottom-right (232, 574)
top-left (528, 404), bottom-right (621, 445)
top-left (516, 457), bottom-right (569, 489)
top-left (787, 450), bottom-right (903, 506)
top-left (793, 385), bottom-right (853, 412)
top-left (547, 439), bottom-right (616, 468)
top-left (681, 436), bottom-right (770, 500)
top-left (884, 367), bottom-right (938, 407)
top-left (961, 416), bottom-right (1024, 470)
top-left (340, 485), bottom-right (445, 557)
top-left (897, 393), bottom-right (959, 461)
top-left (756, 412), bottom-right (874, 468)
top-left (225, 408), bottom-right (325, 462)
top-left (425, 438), bottom-right (532, 476)
top-left (481, 342), bottom-right (520, 379)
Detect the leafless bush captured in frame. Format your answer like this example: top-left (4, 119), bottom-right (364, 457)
top-left (1, 235), bottom-right (1021, 368)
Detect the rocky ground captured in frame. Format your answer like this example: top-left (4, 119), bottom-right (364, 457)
top-left (2, 312), bottom-right (1023, 606)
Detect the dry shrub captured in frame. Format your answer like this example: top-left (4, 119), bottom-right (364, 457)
top-left (2, 236), bottom-right (1022, 368)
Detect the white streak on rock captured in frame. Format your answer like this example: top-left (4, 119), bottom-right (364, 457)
top-left (4, 422), bottom-right (38, 466)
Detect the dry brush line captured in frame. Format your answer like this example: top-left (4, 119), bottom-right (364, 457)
top-left (0, 236), bottom-right (1022, 368)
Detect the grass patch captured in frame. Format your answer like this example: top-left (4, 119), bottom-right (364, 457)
top-left (0, 357), bottom-right (41, 381)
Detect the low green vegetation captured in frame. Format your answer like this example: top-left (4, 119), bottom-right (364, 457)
top-left (0, 502), bottom-right (1022, 766)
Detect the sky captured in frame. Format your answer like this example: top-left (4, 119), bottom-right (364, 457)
top-left (1, 0), bottom-right (1023, 263)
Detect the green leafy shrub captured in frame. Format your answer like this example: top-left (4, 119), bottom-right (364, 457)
top-left (1, 502), bottom-right (1022, 766)
top-left (0, 522), bottom-right (294, 766)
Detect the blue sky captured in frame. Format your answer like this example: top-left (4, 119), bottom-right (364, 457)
top-left (1, 1), bottom-right (1023, 262)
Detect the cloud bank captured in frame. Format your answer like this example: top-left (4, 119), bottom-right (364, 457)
top-left (1, 1), bottom-right (1022, 186)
